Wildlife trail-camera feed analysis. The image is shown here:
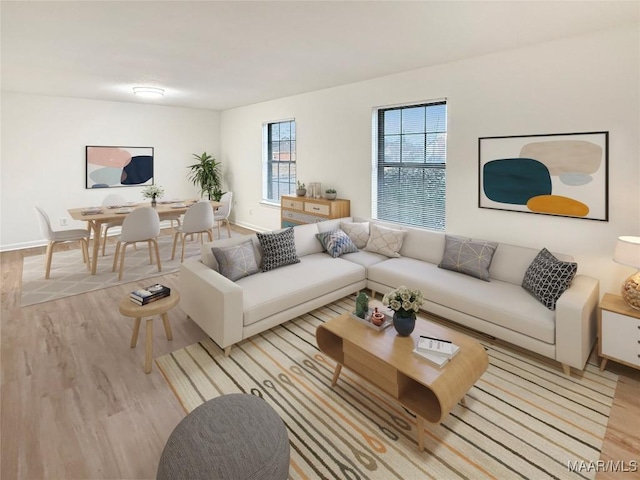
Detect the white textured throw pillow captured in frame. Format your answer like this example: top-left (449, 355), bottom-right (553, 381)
top-left (364, 224), bottom-right (406, 258)
top-left (340, 221), bottom-right (370, 249)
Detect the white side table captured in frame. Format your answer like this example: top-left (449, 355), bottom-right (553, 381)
top-left (598, 293), bottom-right (640, 372)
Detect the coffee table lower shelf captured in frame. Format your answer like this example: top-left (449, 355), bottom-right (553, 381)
top-left (316, 313), bottom-right (488, 451)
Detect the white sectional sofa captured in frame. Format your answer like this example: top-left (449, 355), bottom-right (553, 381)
top-left (180, 217), bottom-right (599, 374)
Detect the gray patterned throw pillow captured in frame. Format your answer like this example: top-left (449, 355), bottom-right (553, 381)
top-left (522, 248), bottom-right (577, 310)
top-left (256, 227), bottom-right (300, 272)
top-left (316, 229), bottom-right (359, 258)
top-left (212, 239), bottom-right (260, 281)
top-left (438, 234), bottom-right (498, 281)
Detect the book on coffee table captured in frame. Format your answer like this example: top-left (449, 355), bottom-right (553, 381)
top-left (413, 339), bottom-right (460, 368)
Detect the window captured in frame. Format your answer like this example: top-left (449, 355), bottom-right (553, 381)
top-left (263, 119), bottom-right (296, 203)
top-left (373, 101), bottom-right (447, 230)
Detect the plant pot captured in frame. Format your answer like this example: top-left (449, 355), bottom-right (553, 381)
top-left (393, 311), bottom-right (416, 336)
top-left (325, 193), bottom-right (337, 200)
top-left (296, 189), bottom-right (307, 197)
top-left (151, 198), bottom-right (157, 207)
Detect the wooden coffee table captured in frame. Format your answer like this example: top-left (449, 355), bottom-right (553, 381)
top-left (316, 313), bottom-right (488, 451)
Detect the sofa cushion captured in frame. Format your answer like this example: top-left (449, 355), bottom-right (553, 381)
top-left (438, 235), bottom-right (498, 281)
top-left (340, 221), bottom-right (370, 248)
top-left (238, 253), bottom-right (366, 326)
top-left (293, 223), bottom-right (323, 257)
top-left (201, 235), bottom-right (261, 271)
top-left (317, 217), bottom-right (352, 233)
top-left (212, 239), bottom-right (260, 281)
top-left (256, 228), bottom-right (300, 272)
top-left (316, 229), bottom-right (359, 258)
top-left (368, 257), bottom-right (556, 344)
top-left (340, 250), bottom-right (388, 271)
top-left (522, 248), bottom-right (578, 310)
top-left (364, 224), bottom-right (406, 258)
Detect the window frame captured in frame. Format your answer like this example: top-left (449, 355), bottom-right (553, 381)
top-left (262, 118), bottom-right (296, 205)
top-left (372, 100), bottom-right (447, 230)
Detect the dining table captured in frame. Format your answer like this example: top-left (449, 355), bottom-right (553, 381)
top-left (68, 199), bottom-right (223, 275)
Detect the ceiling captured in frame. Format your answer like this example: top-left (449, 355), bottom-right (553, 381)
top-left (2, 1), bottom-right (638, 111)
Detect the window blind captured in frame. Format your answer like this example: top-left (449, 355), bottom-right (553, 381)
top-left (375, 101), bottom-right (447, 230)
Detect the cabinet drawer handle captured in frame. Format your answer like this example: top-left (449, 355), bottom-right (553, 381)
top-left (312, 207), bottom-right (320, 211)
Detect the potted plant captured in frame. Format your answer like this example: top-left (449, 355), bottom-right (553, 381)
top-left (187, 151), bottom-right (225, 201)
top-left (325, 188), bottom-right (337, 200)
top-left (141, 184), bottom-right (164, 207)
top-left (296, 181), bottom-right (307, 197)
top-left (382, 285), bottom-right (424, 336)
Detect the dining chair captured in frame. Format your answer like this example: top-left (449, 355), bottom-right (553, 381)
top-left (213, 192), bottom-right (233, 239)
top-left (112, 207), bottom-right (161, 280)
top-left (34, 206), bottom-right (91, 279)
top-left (101, 193), bottom-right (127, 256)
top-left (171, 201), bottom-right (215, 262)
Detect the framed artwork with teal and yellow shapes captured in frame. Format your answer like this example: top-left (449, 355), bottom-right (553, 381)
top-left (86, 146), bottom-right (154, 189)
top-left (478, 131), bottom-right (608, 221)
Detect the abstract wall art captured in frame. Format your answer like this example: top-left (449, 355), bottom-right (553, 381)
top-left (86, 146), bottom-right (154, 188)
top-left (478, 132), bottom-right (608, 221)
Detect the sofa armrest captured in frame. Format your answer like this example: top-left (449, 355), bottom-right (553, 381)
top-left (554, 274), bottom-right (599, 370)
top-left (179, 260), bottom-right (244, 350)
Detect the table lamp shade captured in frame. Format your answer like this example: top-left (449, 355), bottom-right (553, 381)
top-left (613, 236), bottom-right (640, 310)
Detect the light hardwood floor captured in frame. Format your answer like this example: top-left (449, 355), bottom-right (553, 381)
top-left (1, 227), bottom-right (639, 479)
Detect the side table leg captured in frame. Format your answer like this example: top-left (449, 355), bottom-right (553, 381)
top-left (161, 313), bottom-right (173, 341)
top-left (416, 416), bottom-right (425, 452)
top-left (130, 317), bottom-right (141, 348)
top-left (145, 318), bottom-right (153, 374)
top-left (331, 364), bottom-right (342, 386)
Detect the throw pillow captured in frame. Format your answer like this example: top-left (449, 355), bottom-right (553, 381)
top-left (363, 224), bottom-right (406, 258)
top-left (340, 221), bottom-right (370, 249)
top-left (522, 248), bottom-right (578, 310)
top-left (212, 239), bottom-right (260, 281)
top-left (316, 229), bottom-right (359, 258)
top-left (438, 235), bottom-right (498, 281)
top-left (256, 227), bottom-right (301, 272)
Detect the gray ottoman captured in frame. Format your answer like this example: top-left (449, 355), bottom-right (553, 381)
top-left (157, 393), bottom-right (290, 480)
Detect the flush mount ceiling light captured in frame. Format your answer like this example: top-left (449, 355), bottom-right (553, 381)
top-left (133, 87), bottom-right (165, 98)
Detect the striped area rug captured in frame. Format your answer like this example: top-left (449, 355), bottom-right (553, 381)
top-left (157, 296), bottom-right (618, 480)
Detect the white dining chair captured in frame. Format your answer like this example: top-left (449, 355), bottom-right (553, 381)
top-left (213, 192), bottom-right (233, 239)
top-left (171, 201), bottom-right (215, 262)
top-left (101, 193), bottom-right (127, 256)
top-left (35, 206), bottom-right (91, 279)
top-left (112, 207), bottom-right (161, 280)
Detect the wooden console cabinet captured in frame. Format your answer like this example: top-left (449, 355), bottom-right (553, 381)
top-left (598, 293), bottom-right (640, 372)
top-left (280, 195), bottom-right (350, 227)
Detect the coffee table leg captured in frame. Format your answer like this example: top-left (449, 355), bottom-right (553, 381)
top-left (130, 317), bottom-right (141, 348)
top-left (145, 318), bottom-right (153, 374)
top-left (417, 416), bottom-right (425, 452)
top-left (331, 364), bottom-right (342, 386)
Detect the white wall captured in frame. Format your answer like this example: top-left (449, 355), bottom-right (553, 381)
top-left (1, 93), bottom-right (221, 250)
top-left (221, 25), bottom-right (639, 295)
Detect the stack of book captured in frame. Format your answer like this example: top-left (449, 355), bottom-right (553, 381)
top-left (130, 283), bottom-right (171, 305)
top-left (412, 335), bottom-right (460, 368)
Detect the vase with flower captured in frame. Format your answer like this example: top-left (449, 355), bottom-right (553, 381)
top-left (141, 184), bottom-right (165, 207)
top-left (382, 286), bottom-right (424, 336)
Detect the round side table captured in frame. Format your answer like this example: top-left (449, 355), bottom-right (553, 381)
top-left (119, 291), bottom-right (180, 373)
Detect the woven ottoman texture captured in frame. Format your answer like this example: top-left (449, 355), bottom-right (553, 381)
top-left (157, 393), bottom-right (290, 480)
